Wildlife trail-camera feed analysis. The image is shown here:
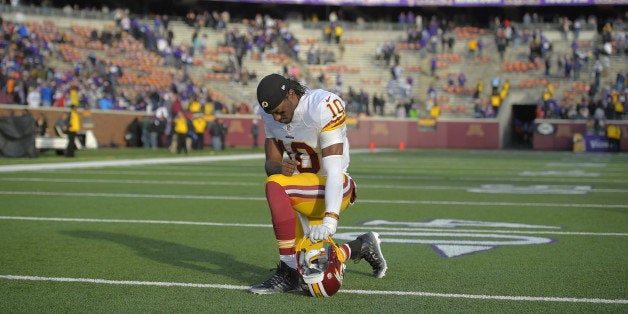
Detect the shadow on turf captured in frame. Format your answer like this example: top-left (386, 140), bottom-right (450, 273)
top-left (62, 230), bottom-right (272, 284)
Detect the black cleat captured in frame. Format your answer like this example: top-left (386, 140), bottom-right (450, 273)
top-left (354, 232), bottom-right (387, 278)
top-left (250, 261), bottom-right (301, 295)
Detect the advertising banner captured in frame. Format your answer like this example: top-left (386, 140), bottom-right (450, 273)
top-left (583, 135), bottom-right (610, 152)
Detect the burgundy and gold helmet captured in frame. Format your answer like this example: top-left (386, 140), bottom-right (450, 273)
top-left (296, 237), bottom-right (346, 298)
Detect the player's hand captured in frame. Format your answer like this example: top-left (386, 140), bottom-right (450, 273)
top-left (309, 217), bottom-right (338, 242)
top-left (281, 159), bottom-right (300, 176)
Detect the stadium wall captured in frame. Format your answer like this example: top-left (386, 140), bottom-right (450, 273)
top-left (1, 106), bottom-right (625, 152)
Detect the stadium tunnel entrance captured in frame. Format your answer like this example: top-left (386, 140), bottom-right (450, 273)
top-left (510, 104), bottom-right (537, 149)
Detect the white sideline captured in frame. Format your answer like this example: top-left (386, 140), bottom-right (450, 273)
top-left (0, 154), bottom-right (265, 173)
top-left (0, 149), bottom-right (381, 173)
top-left (1, 275), bottom-right (626, 304)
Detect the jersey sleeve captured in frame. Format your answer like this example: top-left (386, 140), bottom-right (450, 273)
top-left (320, 94), bottom-right (347, 133)
top-left (319, 93), bottom-right (347, 149)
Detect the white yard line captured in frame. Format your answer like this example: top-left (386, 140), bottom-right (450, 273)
top-left (0, 177), bottom-right (261, 186)
top-left (1, 216), bottom-right (626, 236)
top-left (0, 149), bottom-right (381, 173)
top-left (2, 190), bottom-right (627, 209)
top-left (0, 275), bottom-right (626, 304)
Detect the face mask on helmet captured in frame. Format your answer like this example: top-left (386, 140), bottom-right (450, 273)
top-left (296, 237), bottom-right (346, 298)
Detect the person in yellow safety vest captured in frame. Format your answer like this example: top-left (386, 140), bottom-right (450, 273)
top-left (323, 25), bottom-right (332, 43)
top-left (429, 104), bottom-right (440, 119)
top-left (192, 113), bottom-right (208, 150)
top-left (473, 79), bottom-right (483, 99)
top-left (334, 24), bottom-right (343, 44)
top-left (173, 111), bottom-right (189, 154)
top-left (490, 94), bottom-right (501, 115)
top-left (607, 124), bottom-right (621, 152)
top-left (188, 97), bottom-right (201, 114)
top-left (468, 38), bottom-right (478, 58)
top-left (65, 104), bottom-right (81, 157)
top-left (69, 86), bottom-right (79, 107)
top-left (502, 80), bottom-right (510, 92)
top-left (203, 101), bottom-right (213, 116)
top-left (499, 88), bottom-right (508, 100)
top-left (499, 81), bottom-right (510, 100)
top-left (545, 82), bottom-right (554, 98)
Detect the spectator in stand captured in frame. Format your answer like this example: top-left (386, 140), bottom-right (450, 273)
top-left (480, 101), bottom-right (493, 118)
top-left (491, 75), bottom-right (500, 95)
top-left (387, 79), bottom-right (396, 103)
top-left (391, 63), bottom-right (401, 81)
top-left (372, 92), bottom-right (384, 116)
top-left (564, 56), bottom-right (573, 79)
top-left (473, 100), bottom-right (483, 118)
top-left (458, 73), bottom-right (466, 87)
top-left (447, 73), bottom-right (455, 87)
top-left (26, 86), bottom-right (41, 108)
top-left (396, 104), bottom-right (406, 118)
top-left (398, 12), bottom-right (407, 25)
top-left (496, 35), bottom-right (506, 61)
top-left (236, 102), bottom-right (250, 114)
top-left (40, 82), bottom-right (52, 107)
top-left (473, 79), bottom-right (483, 99)
top-left (335, 71), bottom-right (343, 95)
top-left (544, 55), bottom-right (551, 76)
top-left (98, 94), bottom-right (113, 110)
top-left (615, 72), bottom-right (625, 92)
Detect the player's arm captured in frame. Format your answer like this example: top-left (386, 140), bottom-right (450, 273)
top-left (310, 129), bottom-right (345, 242)
top-left (321, 135), bottom-right (344, 220)
top-left (264, 138), bottom-right (299, 177)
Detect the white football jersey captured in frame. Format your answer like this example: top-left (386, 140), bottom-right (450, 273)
top-left (258, 89), bottom-right (350, 176)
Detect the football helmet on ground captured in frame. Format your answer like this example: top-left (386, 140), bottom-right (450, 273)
top-left (296, 237), bottom-right (346, 297)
